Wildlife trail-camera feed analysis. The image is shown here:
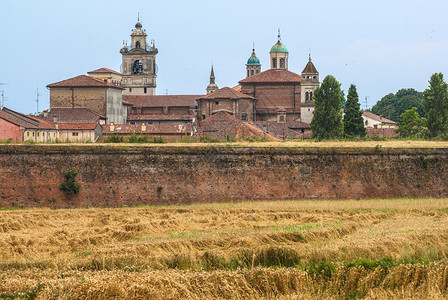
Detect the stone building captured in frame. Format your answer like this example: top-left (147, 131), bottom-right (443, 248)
top-left (120, 20), bottom-right (158, 95)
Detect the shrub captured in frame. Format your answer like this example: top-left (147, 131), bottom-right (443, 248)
top-left (60, 168), bottom-right (80, 195)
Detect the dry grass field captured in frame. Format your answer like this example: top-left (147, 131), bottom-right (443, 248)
top-left (1, 199), bottom-right (448, 299)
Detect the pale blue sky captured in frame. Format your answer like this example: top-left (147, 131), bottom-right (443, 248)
top-left (1, 0), bottom-right (447, 114)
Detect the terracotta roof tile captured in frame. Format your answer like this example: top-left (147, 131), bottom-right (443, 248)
top-left (363, 111), bottom-right (396, 124)
top-left (87, 68), bottom-right (122, 75)
top-left (239, 69), bottom-right (302, 84)
top-left (197, 87), bottom-right (255, 100)
top-left (254, 121), bottom-right (306, 139)
top-left (102, 123), bottom-right (193, 134)
top-left (127, 114), bottom-right (194, 121)
top-left (0, 107), bottom-right (56, 130)
top-left (302, 61), bottom-right (318, 74)
top-left (47, 75), bottom-right (124, 89)
top-left (56, 122), bottom-right (99, 130)
top-left (198, 111), bottom-right (278, 141)
top-left (36, 107), bottom-right (106, 123)
top-left (232, 85), bottom-right (242, 92)
top-left (123, 95), bottom-right (201, 107)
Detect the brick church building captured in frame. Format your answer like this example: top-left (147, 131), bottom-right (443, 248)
top-left (43, 21), bottom-right (321, 140)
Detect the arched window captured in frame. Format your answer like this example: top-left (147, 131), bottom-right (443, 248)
top-left (280, 58), bottom-right (284, 68)
top-left (251, 70), bottom-right (254, 76)
top-left (136, 41), bottom-right (141, 48)
top-left (132, 60), bottom-right (143, 74)
top-left (305, 92), bottom-right (309, 101)
top-left (272, 58), bottom-right (277, 68)
top-left (247, 70), bottom-right (249, 77)
top-left (241, 112), bottom-right (248, 121)
top-left (310, 92), bottom-right (313, 101)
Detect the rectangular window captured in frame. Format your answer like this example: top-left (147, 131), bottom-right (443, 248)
top-left (72, 132), bottom-right (79, 136)
top-left (280, 58), bottom-right (284, 68)
top-left (144, 87), bottom-right (147, 93)
top-left (27, 132), bottom-right (29, 137)
top-left (129, 88), bottom-right (132, 92)
top-left (273, 59), bottom-right (277, 68)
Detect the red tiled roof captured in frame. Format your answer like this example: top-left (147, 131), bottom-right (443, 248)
top-left (254, 121), bottom-right (309, 139)
top-left (232, 85), bottom-right (242, 92)
top-left (363, 111), bottom-right (396, 124)
top-left (47, 75), bottom-right (124, 89)
top-left (87, 68), bottom-right (122, 75)
top-left (36, 107), bottom-right (106, 123)
top-left (127, 114), bottom-right (194, 121)
top-left (0, 107), bottom-right (56, 130)
top-left (197, 87), bottom-right (255, 100)
top-left (198, 111), bottom-right (278, 141)
top-left (239, 69), bottom-right (302, 84)
top-left (102, 123), bottom-right (193, 134)
top-left (56, 122), bottom-right (99, 130)
top-left (123, 95), bottom-right (201, 108)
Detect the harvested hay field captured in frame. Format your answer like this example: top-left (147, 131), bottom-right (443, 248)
top-left (1, 199), bottom-right (448, 299)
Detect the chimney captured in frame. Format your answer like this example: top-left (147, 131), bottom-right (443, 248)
top-left (110, 122), bottom-right (115, 132)
top-left (141, 122), bottom-right (146, 132)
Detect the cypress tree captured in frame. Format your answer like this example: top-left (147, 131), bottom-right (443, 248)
top-left (422, 73), bottom-right (448, 137)
top-left (343, 84), bottom-right (366, 137)
top-left (311, 75), bottom-right (344, 140)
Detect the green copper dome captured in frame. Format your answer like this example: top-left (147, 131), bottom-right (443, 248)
top-left (247, 51), bottom-right (260, 65)
top-left (270, 42), bottom-right (288, 53)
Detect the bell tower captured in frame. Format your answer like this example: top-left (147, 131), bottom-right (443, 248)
top-left (246, 46), bottom-right (261, 77)
top-left (300, 54), bottom-right (319, 124)
top-left (270, 30), bottom-right (288, 70)
top-left (120, 19), bottom-right (158, 95)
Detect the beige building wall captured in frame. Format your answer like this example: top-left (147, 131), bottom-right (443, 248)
top-left (50, 87), bottom-right (107, 115)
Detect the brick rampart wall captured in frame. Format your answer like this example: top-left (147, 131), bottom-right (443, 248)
top-left (0, 145), bottom-right (446, 208)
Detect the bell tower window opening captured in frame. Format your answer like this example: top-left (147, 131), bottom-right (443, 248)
top-left (272, 58), bottom-right (277, 68)
top-left (251, 70), bottom-right (254, 76)
top-left (247, 70), bottom-right (249, 77)
top-left (280, 58), bottom-right (284, 68)
top-left (241, 112), bottom-right (248, 121)
top-left (132, 60), bottom-right (143, 74)
top-left (136, 41), bottom-right (141, 48)
top-left (310, 92), bottom-right (313, 101)
top-left (305, 92), bottom-right (309, 102)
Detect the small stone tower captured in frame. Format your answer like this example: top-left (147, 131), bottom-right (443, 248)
top-left (120, 19), bottom-right (158, 95)
top-left (206, 65), bottom-right (218, 94)
top-left (270, 30), bottom-right (288, 70)
top-left (300, 55), bottom-right (320, 124)
top-left (246, 47), bottom-right (261, 77)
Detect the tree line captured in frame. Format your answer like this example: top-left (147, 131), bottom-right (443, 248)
top-left (310, 73), bottom-right (448, 139)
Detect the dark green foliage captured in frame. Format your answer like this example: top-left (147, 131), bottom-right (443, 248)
top-left (371, 88), bottom-right (424, 122)
top-left (60, 168), bottom-right (80, 195)
top-left (423, 73), bottom-right (448, 137)
top-left (343, 84), bottom-right (366, 137)
top-left (311, 75), bottom-right (344, 140)
top-left (128, 132), bottom-right (149, 143)
top-left (396, 107), bottom-right (427, 137)
top-left (103, 134), bottom-right (124, 143)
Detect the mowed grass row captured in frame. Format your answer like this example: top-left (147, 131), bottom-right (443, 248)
top-left (1, 198), bottom-right (448, 299)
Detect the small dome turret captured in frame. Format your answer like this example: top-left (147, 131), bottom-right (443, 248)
top-left (135, 21), bottom-right (142, 29)
top-left (270, 31), bottom-right (288, 53)
top-left (247, 49), bottom-right (260, 65)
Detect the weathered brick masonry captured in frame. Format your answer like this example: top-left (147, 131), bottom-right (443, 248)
top-left (0, 145), bottom-right (447, 208)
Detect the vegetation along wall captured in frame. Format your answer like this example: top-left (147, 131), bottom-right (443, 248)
top-left (0, 145), bottom-right (447, 208)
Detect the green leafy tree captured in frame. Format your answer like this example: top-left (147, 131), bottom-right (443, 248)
top-left (396, 107), bottom-right (426, 138)
top-left (422, 73), bottom-right (448, 137)
top-left (311, 75), bottom-right (344, 140)
top-left (371, 88), bottom-right (424, 122)
top-left (343, 84), bottom-right (366, 137)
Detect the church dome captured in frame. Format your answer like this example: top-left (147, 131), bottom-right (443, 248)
top-left (270, 42), bottom-right (288, 53)
top-left (247, 51), bottom-right (260, 65)
top-left (135, 21), bottom-right (142, 29)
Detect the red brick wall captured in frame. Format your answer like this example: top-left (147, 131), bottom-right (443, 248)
top-left (0, 119), bottom-right (22, 143)
top-left (0, 145), bottom-right (447, 208)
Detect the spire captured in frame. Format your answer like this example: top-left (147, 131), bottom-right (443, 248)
top-left (207, 65), bottom-right (218, 94)
top-left (309, 49), bottom-right (312, 62)
top-left (277, 29), bottom-right (281, 43)
top-left (210, 65), bottom-right (215, 84)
